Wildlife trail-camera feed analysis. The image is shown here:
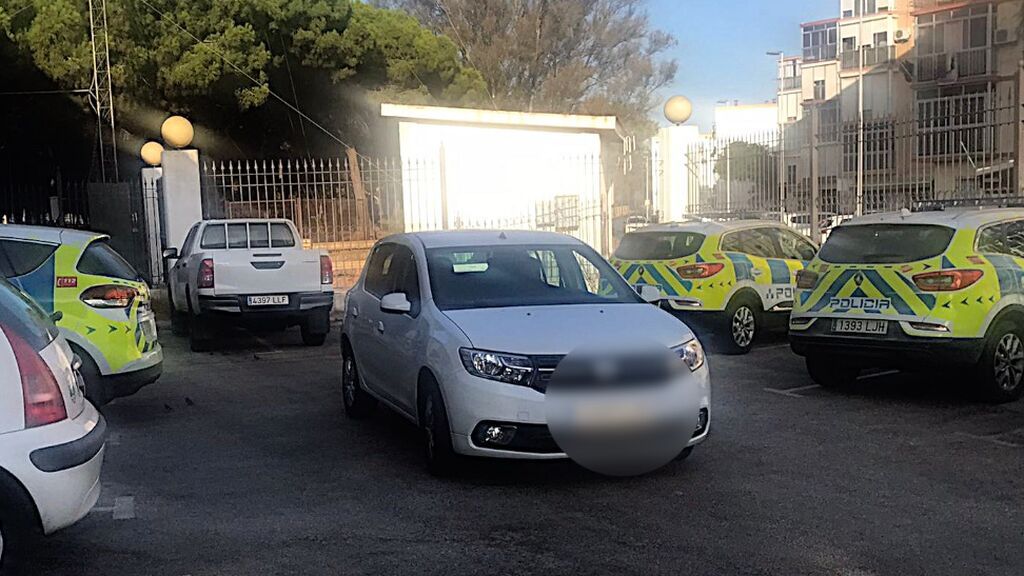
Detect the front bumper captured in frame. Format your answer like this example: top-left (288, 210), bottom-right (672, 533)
top-left (443, 365), bottom-right (711, 460)
top-left (789, 317), bottom-right (985, 366)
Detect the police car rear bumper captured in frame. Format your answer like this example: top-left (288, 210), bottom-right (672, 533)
top-left (790, 324), bottom-right (985, 366)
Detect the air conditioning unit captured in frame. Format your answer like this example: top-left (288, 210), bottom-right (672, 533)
top-left (994, 29), bottom-right (1014, 45)
top-left (894, 29), bottom-right (911, 43)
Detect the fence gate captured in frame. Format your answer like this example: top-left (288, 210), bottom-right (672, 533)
top-left (86, 181), bottom-right (153, 283)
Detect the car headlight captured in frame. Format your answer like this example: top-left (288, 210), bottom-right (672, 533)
top-left (674, 339), bottom-right (706, 372)
top-left (459, 348), bottom-right (535, 386)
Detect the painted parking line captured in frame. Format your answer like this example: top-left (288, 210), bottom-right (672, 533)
top-left (857, 369), bottom-right (900, 381)
top-left (764, 384), bottom-right (821, 398)
top-left (91, 496), bottom-right (136, 520)
top-left (955, 431), bottom-right (1023, 448)
top-left (757, 343), bottom-right (792, 351)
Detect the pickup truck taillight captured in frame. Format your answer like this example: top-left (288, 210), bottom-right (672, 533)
top-left (320, 255), bottom-right (334, 285)
top-left (2, 325), bottom-right (67, 428)
top-left (198, 258), bottom-right (215, 289)
top-left (80, 285), bottom-right (138, 309)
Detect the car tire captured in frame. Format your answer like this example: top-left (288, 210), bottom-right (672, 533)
top-left (419, 375), bottom-right (459, 476)
top-left (341, 343), bottom-right (377, 419)
top-left (0, 513), bottom-right (10, 571)
top-left (976, 319), bottom-right (1024, 403)
top-left (806, 354), bottom-right (860, 389)
top-left (674, 446), bottom-right (694, 462)
top-left (71, 344), bottom-right (109, 407)
top-left (189, 315), bottom-right (214, 353)
top-left (301, 310), bottom-right (330, 347)
top-left (717, 294), bottom-right (760, 355)
top-left (169, 297), bottom-right (188, 337)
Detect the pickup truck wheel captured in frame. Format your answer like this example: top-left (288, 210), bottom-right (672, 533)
top-left (420, 376), bottom-right (458, 476)
top-left (977, 320), bottom-right (1024, 403)
top-left (341, 345), bottom-right (377, 419)
top-left (189, 316), bottom-right (214, 353)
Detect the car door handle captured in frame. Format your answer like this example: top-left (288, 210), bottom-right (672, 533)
top-left (351, 306), bottom-right (359, 318)
top-left (376, 321), bottom-right (385, 334)
top-left (752, 269), bottom-right (763, 276)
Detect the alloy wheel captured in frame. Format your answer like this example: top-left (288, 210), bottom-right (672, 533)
top-left (423, 397), bottom-right (436, 460)
top-left (993, 333), bottom-right (1024, 392)
top-left (732, 306), bottom-right (755, 348)
top-left (342, 356), bottom-right (357, 407)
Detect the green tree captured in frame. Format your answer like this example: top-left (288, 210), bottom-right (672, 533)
top-left (1, 0), bottom-right (487, 156)
top-left (379, 0), bottom-right (677, 137)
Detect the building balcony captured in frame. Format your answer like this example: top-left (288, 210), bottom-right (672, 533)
top-left (914, 47), bottom-right (990, 83)
top-left (780, 77), bottom-right (801, 91)
top-left (840, 45), bottom-right (895, 71)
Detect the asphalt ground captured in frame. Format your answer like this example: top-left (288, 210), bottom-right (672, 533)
top-left (15, 324), bottom-right (1024, 576)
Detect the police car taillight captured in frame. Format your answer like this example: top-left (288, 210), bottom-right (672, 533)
top-left (796, 269), bottom-right (819, 289)
top-left (80, 285), bottom-right (138, 308)
top-left (912, 270), bottom-right (983, 292)
top-left (198, 258), bottom-right (215, 289)
top-left (2, 325), bottom-right (67, 428)
top-left (675, 263), bottom-right (724, 279)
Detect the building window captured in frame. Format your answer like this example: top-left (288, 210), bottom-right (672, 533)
top-left (873, 32), bottom-right (887, 46)
top-left (802, 21), bottom-right (838, 62)
top-left (813, 80), bottom-right (826, 101)
top-left (915, 6), bottom-right (991, 82)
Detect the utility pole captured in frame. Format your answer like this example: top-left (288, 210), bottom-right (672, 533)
top-left (87, 0), bottom-right (118, 182)
top-left (856, 0), bottom-right (865, 216)
top-left (768, 50), bottom-right (786, 221)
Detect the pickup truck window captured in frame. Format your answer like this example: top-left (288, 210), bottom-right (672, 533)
top-left (249, 223), bottom-right (270, 248)
top-left (201, 224), bottom-right (227, 249)
top-left (228, 224), bottom-right (248, 249)
top-left (270, 223), bottom-right (296, 248)
top-left (180, 223), bottom-right (200, 258)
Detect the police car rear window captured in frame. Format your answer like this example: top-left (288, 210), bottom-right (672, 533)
top-left (614, 232), bottom-right (705, 260)
top-left (818, 224), bottom-right (955, 264)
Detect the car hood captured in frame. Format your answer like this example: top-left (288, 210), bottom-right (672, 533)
top-left (443, 303), bottom-right (695, 355)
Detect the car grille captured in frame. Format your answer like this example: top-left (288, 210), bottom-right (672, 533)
top-left (530, 355), bottom-right (565, 393)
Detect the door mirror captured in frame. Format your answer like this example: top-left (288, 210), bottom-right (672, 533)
top-left (50, 310), bottom-right (63, 324)
top-left (162, 247), bottom-right (179, 260)
top-left (637, 284), bottom-right (662, 303)
top-left (380, 292), bottom-right (412, 314)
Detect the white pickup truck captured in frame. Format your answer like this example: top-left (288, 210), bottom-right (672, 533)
top-left (164, 219), bottom-right (334, 351)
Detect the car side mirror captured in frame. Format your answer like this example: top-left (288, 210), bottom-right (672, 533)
top-left (163, 247), bottom-right (179, 259)
top-left (380, 292), bottom-right (412, 314)
top-left (50, 310), bottom-right (63, 324)
top-left (637, 284), bottom-right (662, 303)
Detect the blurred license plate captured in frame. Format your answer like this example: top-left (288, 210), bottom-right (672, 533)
top-left (832, 319), bottom-right (887, 335)
top-left (248, 295), bottom-right (289, 306)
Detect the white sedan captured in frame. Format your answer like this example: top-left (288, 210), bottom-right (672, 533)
top-left (0, 278), bottom-right (105, 568)
top-left (341, 230), bottom-right (710, 474)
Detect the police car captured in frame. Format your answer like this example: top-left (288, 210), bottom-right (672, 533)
top-left (610, 220), bottom-right (817, 353)
top-left (0, 226), bottom-right (162, 405)
top-left (790, 205), bottom-right (1024, 402)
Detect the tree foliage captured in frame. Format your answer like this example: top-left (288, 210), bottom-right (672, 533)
top-left (380, 0), bottom-right (677, 136)
top-left (1, 0), bottom-right (487, 155)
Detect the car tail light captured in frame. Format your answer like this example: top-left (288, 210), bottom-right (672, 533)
top-left (675, 263), bottom-right (724, 279)
top-left (80, 285), bottom-right (138, 308)
top-left (796, 269), bottom-right (819, 289)
top-left (912, 270), bottom-right (983, 292)
top-left (198, 258), bottom-right (215, 289)
top-left (320, 255), bottom-right (334, 285)
top-left (2, 325), bottom-right (67, 428)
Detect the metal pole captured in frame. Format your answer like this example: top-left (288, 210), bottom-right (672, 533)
top-left (856, 0), bottom-right (865, 216)
top-left (725, 142), bottom-right (731, 212)
top-left (811, 105), bottom-right (821, 244)
top-left (779, 51), bottom-right (786, 221)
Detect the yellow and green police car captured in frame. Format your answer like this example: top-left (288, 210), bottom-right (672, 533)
top-left (0, 225), bottom-right (162, 405)
top-left (790, 207), bottom-right (1024, 403)
top-left (610, 220), bottom-right (818, 353)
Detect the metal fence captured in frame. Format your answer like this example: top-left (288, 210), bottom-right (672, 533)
top-left (0, 180), bottom-right (91, 228)
top-left (684, 92), bottom-right (1021, 238)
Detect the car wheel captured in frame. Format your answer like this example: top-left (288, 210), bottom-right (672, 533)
top-left (71, 344), bottom-right (109, 407)
top-left (806, 354), bottom-right (860, 389)
top-left (977, 320), bottom-right (1024, 403)
top-left (301, 310), bottom-right (330, 347)
top-left (341, 344), bottom-right (377, 419)
top-left (717, 295), bottom-right (759, 354)
top-left (420, 375), bottom-right (458, 476)
top-left (188, 315), bottom-right (214, 353)
top-left (0, 516), bottom-right (8, 570)
top-left (169, 297), bottom-right (188, 337)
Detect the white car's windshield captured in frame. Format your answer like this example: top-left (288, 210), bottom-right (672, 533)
top-left (426, 244), bottom-right (641, 311)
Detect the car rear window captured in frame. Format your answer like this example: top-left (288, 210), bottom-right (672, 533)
top-left (201, 224), bottom-right (227, 249)
top-left (818, 224), bottom-right (955, 264)
top-left (0, 276), bottom-right (56, 350)
top-left (77, 240), bottom-right (140, 281)
top-left (0, 239), bottom-right (57, 278)
top-left (249, 223), bottom-right (270, 248)
top-left (270, 223), bottom-right (296, 247)
top-left (613, 232), bottom-right (705, 260)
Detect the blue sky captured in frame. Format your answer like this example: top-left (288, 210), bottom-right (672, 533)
top-left (648, 0), bottom-right (836, 131)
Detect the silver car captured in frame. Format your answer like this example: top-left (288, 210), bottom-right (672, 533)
top-left (340, 230), bottom-right (711, 474)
